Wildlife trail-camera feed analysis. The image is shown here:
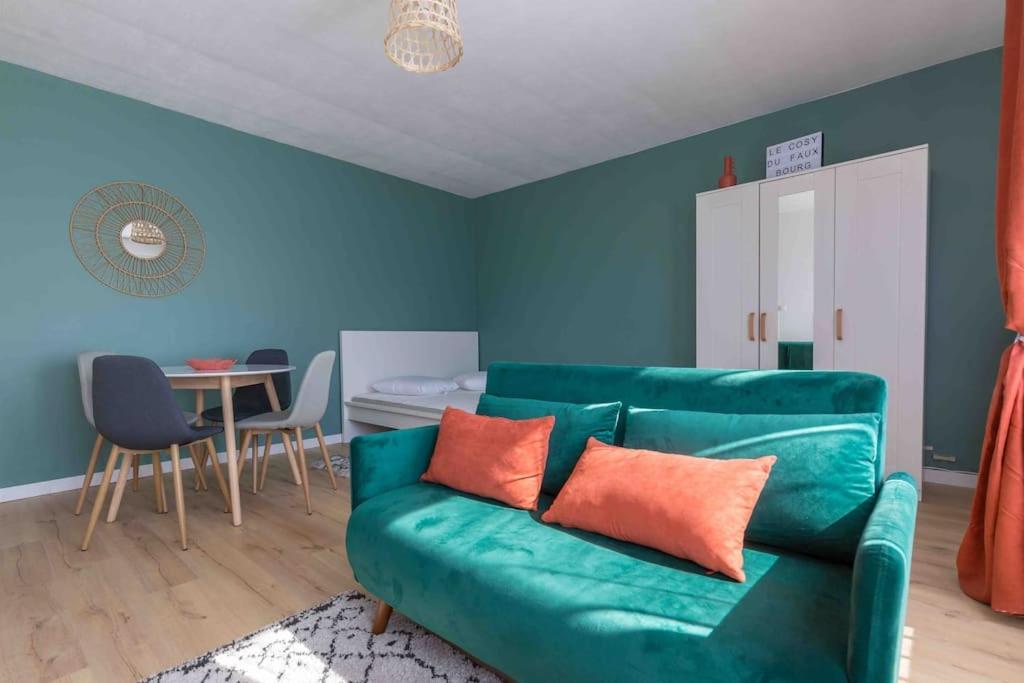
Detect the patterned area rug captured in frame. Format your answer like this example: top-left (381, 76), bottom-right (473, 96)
top-left (146, 591), bottom-right (500, 682)
top-left (311, 453), bottom-right (351, 478)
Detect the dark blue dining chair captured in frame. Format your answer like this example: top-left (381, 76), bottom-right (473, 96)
top-left (197, 348), bottom-right (294, 490)
top-left (201, 348), bottom-right (292, 423)
top-left (81, 355), bottom-right (229, 551)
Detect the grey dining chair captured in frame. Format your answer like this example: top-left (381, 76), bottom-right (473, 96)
top-left (197, 347), bottom-right (303, 491)
top-left (234, 350), bottom-right (338, 514)
top-left (75, 351), bottom-right (112, 515)
top-left (76, 351), bottom-right (201, 516)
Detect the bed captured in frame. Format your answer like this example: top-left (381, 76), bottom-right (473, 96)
top-left (340, 330), bottom-right (480, 441)
top-left (345, 389), bottom-right (482, 430)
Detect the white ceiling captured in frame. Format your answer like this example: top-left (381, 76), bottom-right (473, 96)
top-left (0, 1), bottom-right (1004, 198)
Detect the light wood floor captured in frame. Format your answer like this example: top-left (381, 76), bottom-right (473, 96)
top-left (0, 450), bottom-right (1021, 682)
top-left (0, 446), bottom-right (359, 682)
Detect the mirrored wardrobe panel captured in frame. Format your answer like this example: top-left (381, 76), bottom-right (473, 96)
top-left (758, 169), bottom-right (835, 370)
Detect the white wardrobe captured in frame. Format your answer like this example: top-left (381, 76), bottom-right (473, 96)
top-left (696, 145), bottom-right (928, 484)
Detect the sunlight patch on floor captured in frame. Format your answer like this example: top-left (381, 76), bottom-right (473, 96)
top-left (213, 626), bottom-right (348, 683)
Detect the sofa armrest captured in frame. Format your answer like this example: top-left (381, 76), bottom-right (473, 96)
top-left (847, 472), bottom-right (918, 683)
top-left (350, 426), bottom-right (438, 509)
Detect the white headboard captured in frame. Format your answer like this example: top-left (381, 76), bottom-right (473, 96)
top-left (339, 330), bottom-right (479, 440)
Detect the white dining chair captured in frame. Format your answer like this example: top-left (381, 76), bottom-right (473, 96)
top-left (235, 350), bottom-right (338, 514)
top-left (75, 351), bottom-right (201, 516)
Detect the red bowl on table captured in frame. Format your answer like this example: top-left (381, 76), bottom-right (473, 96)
top-left (186, 358), bottom-right (237, 371)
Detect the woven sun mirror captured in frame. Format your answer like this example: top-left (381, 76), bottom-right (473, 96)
top-left (69, 182), bottom-right (205, 297)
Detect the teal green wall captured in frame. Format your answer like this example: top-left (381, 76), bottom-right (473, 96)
top-left (1, 48), bottom-right (1006, 487)
top-left (474, 49), bottom-right (1008, 473)
top-left (0, 61), bottom-right (475, 489)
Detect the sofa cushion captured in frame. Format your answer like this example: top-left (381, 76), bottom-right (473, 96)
top-left (623, 408), bottom-right (880, 562)
top-left (347, 483), bottom-right (851, 683)
top-left (421, 407), bottom-right (554, 510)
top-left (485, 363), bottom-right (888, 482)
top-left (476, 394), bottom-right (621, 494)
top-left (543, 438), bottom-right (775, 581)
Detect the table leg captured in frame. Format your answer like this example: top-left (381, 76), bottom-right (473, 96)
top-left (263, 375), bottom-right (282, 412)
top-left (193, 390), bottom-right (207, 491)
top-left (221, 376), bottom-right (242, 526)
top-left (205, 437), bottom-right (231, 513)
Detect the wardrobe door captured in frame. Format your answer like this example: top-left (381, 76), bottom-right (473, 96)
top-left (758, 169), bottom-right (836, 370)
top-left (696, 184), bottom-right (759, 369)
top-left (835, 148), bottom-right (927, 482)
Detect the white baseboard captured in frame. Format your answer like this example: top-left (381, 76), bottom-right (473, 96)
top-left (0, 432), bottom-right (344, 504)
top-left (922, 466), bottom-right (977, 488)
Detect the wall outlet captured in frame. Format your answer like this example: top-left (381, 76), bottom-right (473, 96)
top-left (932, 452), bottom-right (957, 463)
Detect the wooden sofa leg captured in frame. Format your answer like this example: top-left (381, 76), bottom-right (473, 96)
top-left (372, 601), bottom-right (393, 634)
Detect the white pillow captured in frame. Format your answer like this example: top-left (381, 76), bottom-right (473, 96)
top-left (370, 376), bottom-right (458, 396)
top-left (454, 371), bottom-right (487, 391)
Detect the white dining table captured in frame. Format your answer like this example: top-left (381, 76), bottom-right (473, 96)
top-left (161, 363), bottom-right (295, 526)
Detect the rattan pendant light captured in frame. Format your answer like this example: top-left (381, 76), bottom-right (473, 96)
top-left (384, 0), bottom-right (463, 74)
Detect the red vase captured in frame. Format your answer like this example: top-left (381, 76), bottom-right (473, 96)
top-left (718, 155), bottom-right (737, 188)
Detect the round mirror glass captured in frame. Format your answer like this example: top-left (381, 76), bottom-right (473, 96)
top-left (119, 220), bottom-right (167, 260)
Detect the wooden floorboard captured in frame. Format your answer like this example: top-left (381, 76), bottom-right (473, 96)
top-left (0, 448), bottom-right (1021, 681)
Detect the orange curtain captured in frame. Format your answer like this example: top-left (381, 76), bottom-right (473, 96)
top-left (956, 0), bottom-right (1024, 615)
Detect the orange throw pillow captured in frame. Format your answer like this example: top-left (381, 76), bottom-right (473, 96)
top-left (421, 407), bottom-right (555, 510)
top-left (542, 438), bottom-right (775, 581)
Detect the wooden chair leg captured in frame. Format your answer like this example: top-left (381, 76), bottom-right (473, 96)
top-left (205, 438), bottom-right (231, 513)
top-left (188, 444), bottom-right (208, 491)
top-left (314, 422), bottom-right (338, 491)
top-left (106, 450), bottom-right (133, 523)
top-left (294, 427), bottom-right (312, 515)
top-left (258, 431), bottom-right (273, 491)
top-left (170, 444), bottom-right (188, 550)
top-left (152, 453), bottom-right (163, 512)
top-left (237, 430), bottom-right (252, 480)
top-left (280, 430), bottom-right (303, 486)
top-left (193, 448), bottom-right (207, 491)
top-left (193, 454), bottom-right (202, 491)
top-left (74, 433), bottom-right (104, 516)
top-left (132, 453), bottom-right (140, 491)
top-left (81, 444), bottom-right (120, 551)
top-left (251, 433), bottom-right (259, 494)
top-left (153, 452), bottom-right (168, 514)
top-left (372, 601), bottom-right (393, 634)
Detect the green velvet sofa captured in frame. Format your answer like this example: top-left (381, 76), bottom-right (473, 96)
top-left (347, 362), bottom-right (918, 682)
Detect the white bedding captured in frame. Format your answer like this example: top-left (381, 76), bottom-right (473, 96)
top-left (348, 389), bottom-right (482, 416)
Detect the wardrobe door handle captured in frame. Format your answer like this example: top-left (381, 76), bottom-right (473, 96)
top-left (836, 308), bottom-right (844, 341)
top-left (747, 313), bottom-right (755, 341)
top-left (759, 313), bottom-right (767, 342)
